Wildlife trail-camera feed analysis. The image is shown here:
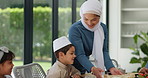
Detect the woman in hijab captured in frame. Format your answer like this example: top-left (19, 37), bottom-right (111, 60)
top-left (68, 0), bottom-right (122, 78)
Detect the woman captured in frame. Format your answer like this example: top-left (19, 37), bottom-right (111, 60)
top-left (68, 0), bottom-right (122, 78)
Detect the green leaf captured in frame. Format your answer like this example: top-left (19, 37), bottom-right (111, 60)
top-left (137, 67), bottom-right (142, 72)
top-left (142, 57), bottom-right (148, 62)
top-left (140, 43), bottom-right (148, 56)
top-left (133, 34), bottom-right (138, 44)
top-left (129, 47), bottom-right (137, 51)
top-left (138, 35), bottom-right (146, 42)
top-left (130, 57), bottom-right (141, 63)
top-left (131, 51), bottom-right (140, 56)
top-left (142, 61), bottom-right (147, 67)
top-left (129, 48), bottom-right (140, 56)
top-left (138, 32), bottom-right (146, 41)
top-left (141, 32), bottom-right (148, 41)
top-left (129, 47), bottom-right (135, 50)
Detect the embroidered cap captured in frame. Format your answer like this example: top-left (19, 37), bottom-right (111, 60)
top-left (53, 36), bottom-right (71, 52)
top-left (0, 46), bottom-right (9, 61)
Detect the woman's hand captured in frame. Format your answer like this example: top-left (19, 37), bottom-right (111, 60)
top-left (109, 67), bottom-right (123, 75)
top-left (139, 67), bottom-right (148, 74)
top-left (91, 67), bottom-right (104, 78)
top-left (71, 74), bottom-right (81, 78)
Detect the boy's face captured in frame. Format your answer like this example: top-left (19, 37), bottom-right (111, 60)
top-left (61, 46), bottom-right (76, 65)
top-left (0, 60), bottom-right (14, 75)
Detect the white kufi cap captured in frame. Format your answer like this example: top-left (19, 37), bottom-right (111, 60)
top-left (53, 36), bottom-right (71, 52)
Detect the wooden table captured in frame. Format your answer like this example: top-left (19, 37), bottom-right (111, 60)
top-left (80, 73), bottom-right (137, 78)
top-left (104, 73), bottom-right (137, 78)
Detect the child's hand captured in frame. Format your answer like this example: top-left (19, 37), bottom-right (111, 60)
top-left (71, 74), bottom-right (81, 78)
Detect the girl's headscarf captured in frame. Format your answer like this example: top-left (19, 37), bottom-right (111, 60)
top-left (0, 46), bottom-right (9, 61)
top-left (80, 0), bottom-right (105, 71)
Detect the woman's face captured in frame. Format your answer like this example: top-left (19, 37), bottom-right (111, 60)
top-left (83, 13), bottom-right (100, 29)
top-left (0, 60), bottom-right (14, 75)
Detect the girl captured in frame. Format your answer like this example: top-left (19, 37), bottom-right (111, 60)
top-left (0, 46), bottom-right (15, 78)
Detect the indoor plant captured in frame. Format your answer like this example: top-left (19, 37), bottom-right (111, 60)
top-left (129, 32), bottom-right (148, 72)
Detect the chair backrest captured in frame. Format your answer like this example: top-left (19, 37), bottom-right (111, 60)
top-left (13, 63), bottom-right (46, 78)
top-left (111, 59), bottom-right (119, 68)
top-left (111, 59), bottom-right (126, 74)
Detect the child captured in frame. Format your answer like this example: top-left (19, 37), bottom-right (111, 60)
top-left (46, 36), bottom-right (81, 78)
top-left (0, 46), bottom-right (15, 78)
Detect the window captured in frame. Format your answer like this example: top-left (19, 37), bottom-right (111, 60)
top-left (0, 0), bottom-right (24, 66)
top-left (33, 0), bottom-right (52, 71)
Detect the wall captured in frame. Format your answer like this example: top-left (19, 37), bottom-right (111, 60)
top-left (109, 0), bottom-right (141, 73)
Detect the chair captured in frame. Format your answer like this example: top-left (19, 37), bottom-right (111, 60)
top-left (13, 63), bottom-right (46, 78)
top-left (111, 59), bottom-right (119, 68)
top-left (111, 59), bottom-right (126, 74)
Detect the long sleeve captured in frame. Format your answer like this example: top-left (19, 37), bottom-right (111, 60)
top-left (69, 21), bottom-right (94, 73)
top-left (69, 65), bottom-right (81, 76)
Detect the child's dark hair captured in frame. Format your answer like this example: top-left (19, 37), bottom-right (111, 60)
top-left (0, 50), bottom-right (15, 64)
top-left (54, 44), bottom-right (74, 58)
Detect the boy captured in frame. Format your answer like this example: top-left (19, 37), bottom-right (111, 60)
top-left (0, 46), bottom-right (15, 78)
top-left (46, 36), bottom-right (81, 78)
